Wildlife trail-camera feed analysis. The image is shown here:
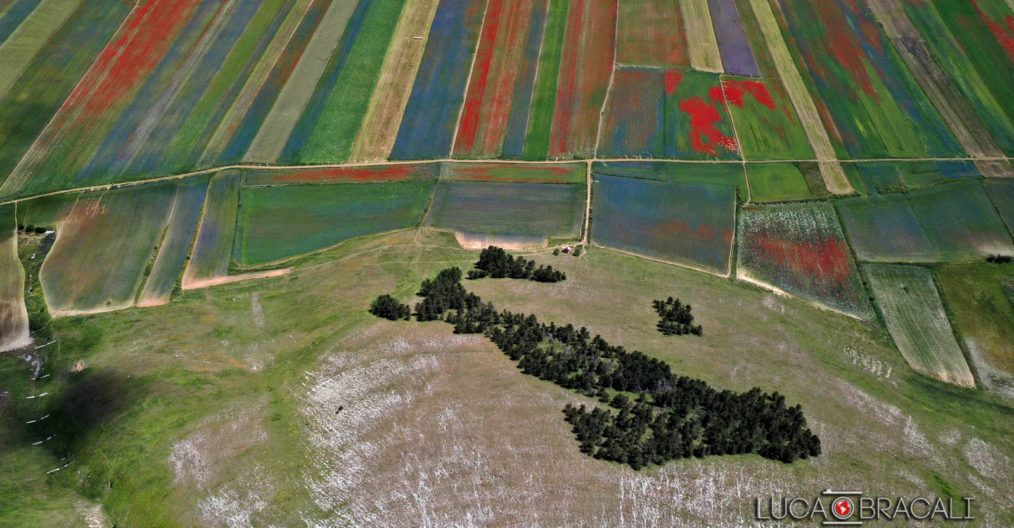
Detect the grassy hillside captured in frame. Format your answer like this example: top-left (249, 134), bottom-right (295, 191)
top-left (0, 229), bottom-right (1010, 526)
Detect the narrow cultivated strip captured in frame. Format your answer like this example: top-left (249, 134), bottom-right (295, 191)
top-left (124, 0), bottom-right (270, 176)
top-left (0, 0), bottom-right (130, 191)
top-left (2, 0), bottom-right (203, 197)
top-left (681, 0), bottom-right (724, 73)
top-left (746, 0), bottom-right (851, 194)
top-left (244, 0), bottom-right (358, 163)
top-left (80, 0), bottom-right (237, 182)
top-left (217, 0), bottom-right (332, 164)
top-left (520, 0), bottom-right (568, 160)
top-left (707, 0), bottom-right (759, 76)
top-left (283, 0), bottom-right (405, 163)
top-left (548, 0), bottom-right (618, 159)
top-left (155, 0), bottom-right (293, 173)
top-left (389, 0), bottom-right (487, 160)
top-left (0, 0), bottom-right (82, 100)
top-left (501, 0), bottom-right (550, 158)
top-left (454, 0), bottom-right (540, 158)
top-left (182, 171), bottom-right (241, 289)
top-left (137, 178), bottom-right (209, 306)
top-left (199, 0), bottom-right (315, 165)
top-left (865, 0), bottom-right (1012, 177)
top-left (0, 206), bottom-right (30, 352)
top-left (348, 0), bottom-right (440, 162)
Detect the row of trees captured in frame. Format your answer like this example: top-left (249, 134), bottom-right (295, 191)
top-left (652, 297), bottom-right (703, 336)
top-left (468, 246), bottom-right (566, 282)
top-left (398, 267), bottom-right (820, 469)
top-left (987, 254), bottom-right (1013, 263)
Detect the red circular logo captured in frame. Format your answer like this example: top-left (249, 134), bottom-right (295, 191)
top-left (832, 497), bottom-right (854, 520)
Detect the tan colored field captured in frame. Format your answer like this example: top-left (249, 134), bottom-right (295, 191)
top-left (0, 226), bottom-right (29, 352)
top-left (681, 0), bottom-right (724, 73)
top-left (746, 0), bottom-right (852, 194)
top-left (244, 1), bottom-right (360, 163)
top-left (348, 0), bottom-right (440, 163)
top-left (453, 231), bottom-right (548, 250)
top-left (200, 0), bottom-right (314, 165)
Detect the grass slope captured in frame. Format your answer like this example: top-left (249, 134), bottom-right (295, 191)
top-left (0, 232), bottom-right (1010, 525)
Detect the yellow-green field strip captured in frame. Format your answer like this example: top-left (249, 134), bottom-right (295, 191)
top-left (682, 0), bottom-right (724, 73)
top-left (747, 0), bottom-right (852, 194)
top-left (0, 0), bottom-right (83, 100)
top-left (349, 0), bottom-right (440, 163)
top-left (244, 0), bottom-right (359, 163)
top-left (0, 223), bottom-right (29, 352)
top-left (200, 0), bottom-right (314, 164)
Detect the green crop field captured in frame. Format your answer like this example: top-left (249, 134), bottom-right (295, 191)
top-left (182, 171), bottom-right (241, 289)
top-left (936, 261), bottom-right (1014, 398)
top-left (907, 180), bottom-right (1014, 261)
top-left (234, 179), bottom-right (435, 266)
top-left (866, 263), bottom-right (974, 387)
top-left (424, 180), bottom-right (584, 241)
top-left (745, 163), bottom-right (812, 202)
top-left (38, 185), bottom-right (174, 315)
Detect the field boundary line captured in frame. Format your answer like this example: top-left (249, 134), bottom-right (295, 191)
top-left (736, 270), bottom-right (863, 320)
top-left (718, 73), bottom-right (753, 204)
top-left (3, 156), bottom-right (1014, 206)
top-left (592, 244), bottom-right (730, 279)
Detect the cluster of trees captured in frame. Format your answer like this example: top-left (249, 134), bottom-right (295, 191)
top-left (564, 388), bottom-right (820, 468)
top-left (987, 254), bottom-right (1013, 263)
top-left (653, 297), bottom-right (702, 336)
top-left (16, 224), bottom-right (48, 234)
top-left (467, 246), bottom-right (566, 283)
top-left (403, 267), bottom-right (821, 469)
top-left (369, 294), bottom-right (411, 321)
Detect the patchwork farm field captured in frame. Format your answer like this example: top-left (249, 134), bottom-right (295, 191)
top-left (936, 261), bottom-right (1014, 397)
top-left (1, 0), bottom-right (1014, 525)
top-left (865, 263), bottom-right (975, 387)
top-left (591, 174), bottom-right (736, 274)
top-left (424, 180), bottom-right (584, 243)
top-left (837, 180), bottom-right (1014, 262)
top-left (39, 184), bottom-right (175, 315)
top-left (182, 171), bottom-right (241, 289)
top-left (737, 202), bottom-right (872, 318)
top-left (235, 179), bottom-right (435, 266)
